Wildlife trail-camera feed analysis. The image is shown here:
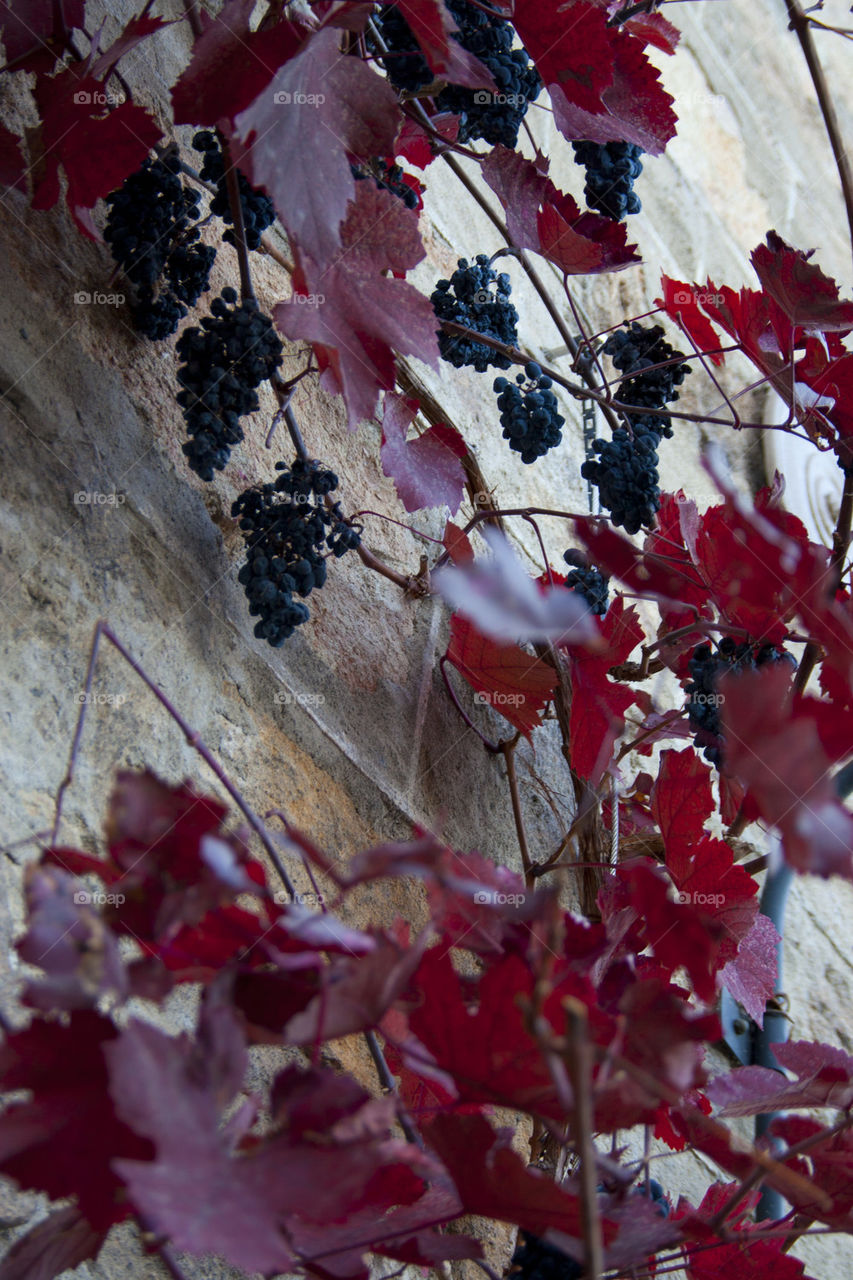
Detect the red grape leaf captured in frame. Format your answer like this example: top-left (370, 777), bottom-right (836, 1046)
top-left (425, 846), bottom-right (557, 954)
top-left (679, 1183), bottom-right (813, 1277)
top-left (720, 663), bottom-right (853, 878)
top-left (275, 182), bottom-right (437, 430)
top-left (0, 1206), bottom-right (103, 1280)
top-left (621, 10), bottom-right (681, 54)
top-left (546, 21), bottom-right (678, 154)
top-left (172, 1), bottom-right (305, 127)
top-left (0, 1012), bottom-right (154, 1230)
top-left (445, 612), bottom-right (558, 738)
top-left (719, 911), bottom-right (779, 1027)
top-left (0, 0), bottom-right (85, 72)
top-left (751, 230), bottom-right (853, 333)
top-left (537, 198), bottom-right (640, 273)
top-left (394, 0), bottom-right (496, 88)
top-left (0, 121), bottom-right (25, 190)
top-left (380, 392), bottom-right (467, 513)
top-left (424, 1112), bottom-right (590, 1238)
top-left (396, 112), bottom-right (459, 168)
top-left (17, 863), bottom-right (128, 1011)
top-left (31, 67), bottom-right (161, 238)
top-left (568, 596), bottom-right (643, 784)
top-left (434, 527), bottom-right (601, 648)
top-left (513, 0), bottom-right (616, 115)
top-left (109, 1018), bottom-right (432, 1274)
top-left (656, 275), bottom-right (725, 366)
top-left (235, 26), bottom-right (402, 262)
top-left (442, 518), bottom-right (474, 563)
top-left (284, 929), bottom-right (430, 1044)
top-left (574, 515), bottom-right (708, 608)
top-left (481, 146), bottom-right (638, 270)
top-left (708, 1039), bottom-right (853, 1116)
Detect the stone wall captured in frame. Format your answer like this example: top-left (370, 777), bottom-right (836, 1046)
top-left (1, 2), bottom-right (853, 1277)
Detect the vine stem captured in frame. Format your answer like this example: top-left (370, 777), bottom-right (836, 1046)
top-left (182, 0), bottom-right (205, 39)
top-left (784, 0), bottom-right (853, 269)
top-left (502, 737), bottom-right (533, 882)
top-left (218, 133), bottom-right (255, 303)
top-left (51, 622), bottom-right (297, 899)
top-left (565, 999), bottom-right (604, 1280)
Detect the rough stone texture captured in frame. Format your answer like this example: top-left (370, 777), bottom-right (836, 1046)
top-left (1, 2), bottom-right (853, 1278)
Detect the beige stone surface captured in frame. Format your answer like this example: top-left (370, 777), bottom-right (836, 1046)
top-left (2, 1), bottom-right (853, 1277)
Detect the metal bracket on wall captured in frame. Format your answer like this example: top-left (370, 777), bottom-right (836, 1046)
top-left (720, 987), bottom-right (753, 1064)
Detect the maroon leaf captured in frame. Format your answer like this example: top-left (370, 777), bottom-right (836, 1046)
top-left (0, 1012), bottom-right (154, 1230)
top-left (568, 596), bottom-right (643, 784)
top-left (0, 0), bottom-right (85, 73)
top-left (172, 2), bottom-right (305, 127)
top-left (236, 26), bottom-right (402, 261)
top-left (445, 612), bottom-right (559, 738)
top-left (656, 275), bottom-right (725, 366)
top-left (621, 10), bottom-right (681, 55)
top-left (0, 1206), bottom-right (103, 1280)
top-left (481, 145), bottom-right (551, 249)
top-left (442, 517), bottom-right (474, 564)
top-left (574, 515), bottom-right (708, 608)
top-left (537, 198), bottom-right (639, 273)
top-left (719, 912), bottom-right (779, 1027)
top-left (513, 0), bottom-right (616, 115)
top-left (544, 18), bottom-right (678, 154)
top-left (394, 0), bottom-right (495, 88)
top-left (380, 392), bottom-right (468, 513)
top-left (275, 182), bottom-right (437, 429)
top-left (109, 1019), bottom-right (433, 1275)
top-left (751, 230), bottom-right (853, 333)
top-left (17, 863), bottom-right (128, 1011)
top-left (396, 112), bottom-right (459, 169)
top-left (708, 1039), bottom-right (853, 1116)
top-left (424, 1112), bottom-right (588, 1238)
top-left (720, 664), bottom-right (853, 878)
top-left (434, 527), bottom-right (602, 648)
top-left (31, 67), bottom-right (161, 237)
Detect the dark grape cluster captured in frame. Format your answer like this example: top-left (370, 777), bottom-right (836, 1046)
top-left (435, 0), bottom-right (541, 148)
top-left (372, 1), bottom-right (540, 148)
top-left (582, 322), bottom-right (692, 532)
top-left (431, 255), bottom-right (518, 372)
top-left (494, 361), bottom-right (564, 463)
top-left (193, 131), bottom-right (275, 250)
top-left (176, 287), bottom-right (283, 480)
top-left (104, 153), bottom-right (215, 340)
top-left (562, 550), bottom-right (609, 615)
top-left (686, 638), bottom-right (796, 766)
top-left (371, 5), bottom-right (435, 93)
top-left (581, 422), bottom-right (663, 535)
top-left (232, 459), bottom-right (361, 647)
top-left (571, 141), bottom-right (644, 221)
top-left (603, 321), bottom-right (690, 434)
top-left (350, 159), bottom-right (419, 209)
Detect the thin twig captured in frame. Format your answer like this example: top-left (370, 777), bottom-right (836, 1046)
top-left (364, 1029), bottom-right (424, 1147)
top-left (565, 998), bottom-right (604, 1280)
top-left (218, 133), bottom-right (255, 303)
top-left (503, 738), bottom-right (534, 882)
top-left (785, 0), bottom-right (853, 268)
